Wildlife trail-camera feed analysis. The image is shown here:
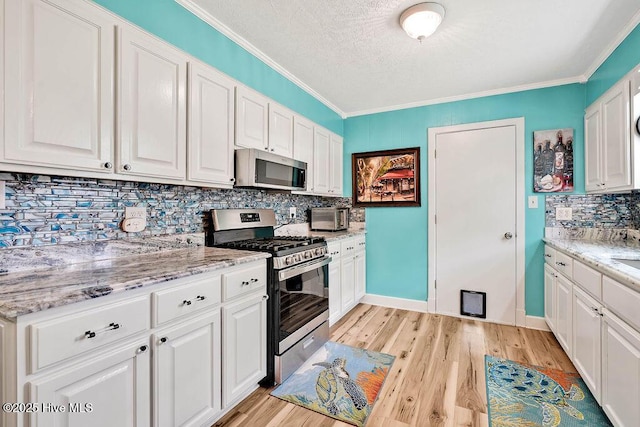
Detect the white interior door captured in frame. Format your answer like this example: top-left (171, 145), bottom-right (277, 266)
top-left (431, 123), bottom-right (520, 325)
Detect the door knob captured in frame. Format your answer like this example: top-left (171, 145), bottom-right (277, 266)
top-left (504, 232), bottom-right (513, 239)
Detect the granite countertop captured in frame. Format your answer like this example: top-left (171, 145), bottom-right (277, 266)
top-left (543, 238), bottom-right (640, 293)
top-left (0, 235), bottom-right (270, 321)
top-left (311, 229), bottom-right (366, 242)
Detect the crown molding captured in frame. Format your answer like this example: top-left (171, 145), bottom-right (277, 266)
top-left (583, 9), bottom-right (640, 80)
top-left (345, 75), bottom-right (586, 118)
top-left (175, 0), bottom-right (347, 119)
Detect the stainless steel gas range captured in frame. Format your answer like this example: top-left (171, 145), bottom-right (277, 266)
top-left (207, 209), bottom-right (330, 385)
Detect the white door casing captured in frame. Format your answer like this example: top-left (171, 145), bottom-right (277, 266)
top-left (428, 118), bottom-right (525, 326)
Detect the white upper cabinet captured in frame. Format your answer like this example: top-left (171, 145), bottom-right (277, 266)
top-left (293, 116), bottom-right (315, 192)
top-left (601, 80), bottom-right (631, 190)
top-left (118, 24), bottom-right (187, 180)
top-left (188, 61), bottom-right (235, 186)
top-left (585, 77), bottom-right (635, 193)
top-left (3, 0), bottom-right (115, 172)
top-left (313, 127), bottom-right (331, 194)
top-left (329, 133), bottom-right (343, 196)
top-left (235, 86), bottom-right (269, 151)
top-left (268, 103), bottom-right (294, 157)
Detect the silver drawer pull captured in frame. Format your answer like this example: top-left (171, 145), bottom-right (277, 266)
top-left (241, 281), bottom-right (250, 286)
top-left (196, 295), bottom-right (206, 301)
top-left (85, 322), bottom-right (120, 339)
top-left (545, 254), bottom-right (552, 258)
top-left (556, 261), bottom-right (566, 266)
top-left (250, 278), bottom-right (259, 283)
top-left (137, 345), bottom-right (148, 354)
top-left (182, 299), bottom-right (192, 306)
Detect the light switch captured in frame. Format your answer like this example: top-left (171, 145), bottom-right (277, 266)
top-left (556, 207), bottom-right (572, 221)
top-left (528, 196), bottom-right (538, 209)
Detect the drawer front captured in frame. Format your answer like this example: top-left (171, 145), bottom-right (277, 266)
top-left (554, 251), bottom-right (573, 278)
top-left (327, 241), bottom-right (341, 258)
top-left (603, 276), bottom-right (640, 331)
top-left (222, 262), bottom-right (267, 301)
top-left (341, 238), bottom-right (356, 257)
top-left (30, 296), bottom-right (150, 373)
top-left (573, 260), bottom-right (602, 299)
top-left (544, 245), bottom-right (556, 266)
top-left (153, 275), bottom-right (222, 326)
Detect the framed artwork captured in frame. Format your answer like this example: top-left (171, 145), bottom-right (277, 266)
top-left (352, 147), bottom-right (420, 207)
top-left (533, 128), bottom-right (574, 193)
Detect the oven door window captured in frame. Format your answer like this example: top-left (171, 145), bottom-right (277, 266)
top-left (278, 265), bottom-right (328, 342)
top-left (256, 159), bottom-right (305, 189)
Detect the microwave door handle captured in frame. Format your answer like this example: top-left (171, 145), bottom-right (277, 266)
top-left (278, 256), bottom-right (332, 281)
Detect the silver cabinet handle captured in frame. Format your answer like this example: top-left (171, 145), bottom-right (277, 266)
top-left (504, 232), bottom-right (513, 239)
top-left (545, 254), bottom-right (552, 258)
top-left (104, 162), bottom-right (112, 169)
top-left (137, 345), bottom-right (148, 354)
top-left (85, 322), bottom-right (120, 339)
top-left (556, 261), bottom-right (566, 266)
top-left (123, 164), bottom-right (132, 171)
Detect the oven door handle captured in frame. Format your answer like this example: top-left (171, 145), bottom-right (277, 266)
top-left (278, 256), bottom-right (332, 281)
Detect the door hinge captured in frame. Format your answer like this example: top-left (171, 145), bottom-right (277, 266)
top-left (434, 150), bottom-right (437, 158)
top-left (434, 215), bottom-right (437, 224)
top-left (434, 280), bottom-right (437, 289)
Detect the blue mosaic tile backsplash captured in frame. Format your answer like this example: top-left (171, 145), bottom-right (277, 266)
top-left (545, 193), bottom-right (633, 228)
top-left (0, 173), bottom-right (362, 248)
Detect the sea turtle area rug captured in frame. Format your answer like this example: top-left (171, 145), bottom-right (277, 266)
top-left (270, 341), bottom-right (395, 426)
top-left (485, 355), bottom-right (612, 427)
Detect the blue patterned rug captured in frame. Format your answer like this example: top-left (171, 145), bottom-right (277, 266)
top-left (271, 342), bottom-right (395, 426)
top-left (485, 356), bottom-right (612, 426)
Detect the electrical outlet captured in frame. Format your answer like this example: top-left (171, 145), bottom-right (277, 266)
top-left (556, 207), bottom-right (572, 221)
top-left (528, 195), bottom-right (538, 209)
top-left (0, 181), bottom-right (5, 210)
top-left (289, 207), bottom-right (297, 219)
top-left (125, 206), bottom-right (146, 219)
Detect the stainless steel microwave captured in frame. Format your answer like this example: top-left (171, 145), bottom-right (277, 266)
top-left (310, 207), bottom-right (350, 231)
top-left (234, 149), bottom-right (307, 191)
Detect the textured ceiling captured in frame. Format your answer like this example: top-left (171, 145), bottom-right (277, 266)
top-left (180, 0), bottom-right (640, 116)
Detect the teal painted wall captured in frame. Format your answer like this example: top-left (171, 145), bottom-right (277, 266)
top-left (587, 23), bottom-right (640, 105)
top-left (345, 85), bottom-right (586, 316)
top-left (92, 0), bottom-right (343, 136)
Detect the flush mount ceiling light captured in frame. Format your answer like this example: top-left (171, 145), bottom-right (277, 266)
top-left (400, 2), bottom-right (445, 42)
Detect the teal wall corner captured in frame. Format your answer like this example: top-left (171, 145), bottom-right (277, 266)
top-left (587, 22), bottom-right (640, 105)
top-left (92, 0), bottom-right (344, 135)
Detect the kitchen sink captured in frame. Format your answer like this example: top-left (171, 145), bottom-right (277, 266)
top-left (613, 258), bottom-right (640, 269)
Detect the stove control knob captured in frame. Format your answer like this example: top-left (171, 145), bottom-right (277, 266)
top-left (285, 256), bottom-right (293, 265)
top-left (315, 248), bottom-right (324, 256)
top-left (304, 251), bottom-right (312, 259)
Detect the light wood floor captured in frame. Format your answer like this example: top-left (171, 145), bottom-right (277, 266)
top-left (213, 304), bottom-right (575, 427)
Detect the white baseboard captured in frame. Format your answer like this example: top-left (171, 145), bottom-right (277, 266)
top-left (360, 294), bottom-right (430, 313)
top-left (516, 308), bottom-right (527, 327)
top-left (525, 315), bottom-right (550, 331)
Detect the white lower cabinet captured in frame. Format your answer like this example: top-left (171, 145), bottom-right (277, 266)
top-left (29, 340), bottom-right (150, 427)
top-left (327, 234), bottom-right (366, 326)
top-left (601, 309), bottom-right (640, 427)
top-left (222, 292), bottom-right (267, 407)
top-left (1, 259), bottom-right (267, 427)
top-left (572, 287), bottom-right (602, 403)
top-left (153, 310), bottom-right (221, 427)
top-left (545, 244), bottom-right (640, 427)
top-left (555, 274), bottom-right (573, 356)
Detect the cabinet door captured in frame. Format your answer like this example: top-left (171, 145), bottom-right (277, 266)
top-left (602, 309), bottom-right (640, 427)
top-left (572, 287), bottom-right (601, 403)
top-left (313, 127), bottom-right (331, 194)
top-left (544, 264), bottom-right (556, 333)
top-left (118, 25), bottom-right (187, 180)
top-left (340, 255), bottom-right (355, 313)
top-left (329, 133), bottom-right (343, 196)
top-left (187, 61), bottom-right (235, 186)
top-left (355, 251), bottom-right (366, 301)
top-left (602, 79), bottom-right (631, 190)
top-left (154, 310), bottom-right (221, 427)
top-left (222, 293), bottom-right (267, 407)
top-left (328, 259), bottom-right (342, 326)
top-left (4, 0), bottom-right (114, 172)
top-left (29, 341), bottom-right (150, 427)
top-left (235, 86), bottom-right (268, 151)
top-left (584, 103), bottom-right (603, 192)
top-left (268, 104), bottom-right (294, 157)
top-left (555, 274), bottom-right (573, 357)
top-left (293, 116), bottom-right (314, 192)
